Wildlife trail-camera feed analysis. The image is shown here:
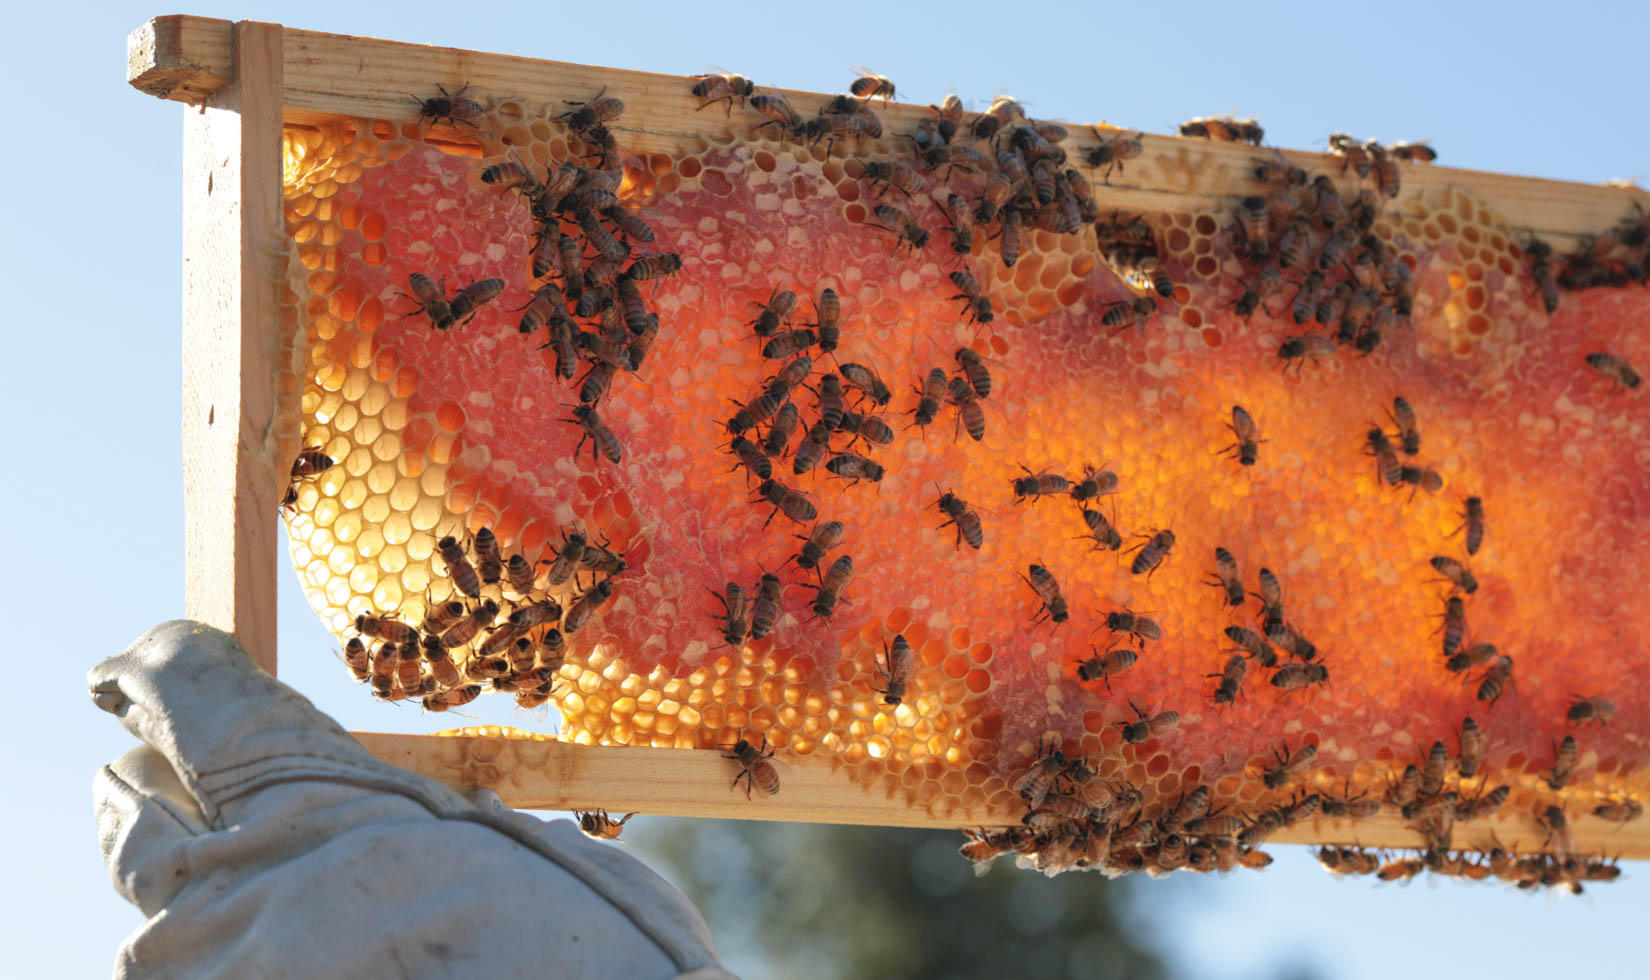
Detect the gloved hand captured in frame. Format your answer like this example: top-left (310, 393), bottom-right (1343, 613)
top-left (91, 620), bottom-right (735, 980)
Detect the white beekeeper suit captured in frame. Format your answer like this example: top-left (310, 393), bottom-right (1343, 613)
top-left (90, 620), bottom-right (736, 979)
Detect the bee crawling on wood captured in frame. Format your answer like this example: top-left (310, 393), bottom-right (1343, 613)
top-left (413, 83), bottom-right (483, 128)
top-left (576, 809), bottom-right (637, 841)
top-left (691, 71), bottom-right (754, 115)
top-left (724, 734), bottom-right (783, 799)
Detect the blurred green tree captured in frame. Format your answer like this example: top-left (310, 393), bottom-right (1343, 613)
top-left (628, 819), bottom-right (1169, 980)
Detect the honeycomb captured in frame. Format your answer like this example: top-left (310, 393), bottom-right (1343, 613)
top-left (277, 84), bottom-right (1648, 881)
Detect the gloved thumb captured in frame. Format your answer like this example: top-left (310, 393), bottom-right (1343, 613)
top-left (95, 745), bottom-right (209, 916)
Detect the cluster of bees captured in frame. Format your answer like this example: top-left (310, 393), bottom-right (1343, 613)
top-left (1319, 845), bottom-right (1620, 894)
top-left (333, 522), bottom-right (623, 710)
top-left (406, 84), bottom-right (685, 467)
top-left (958, 743), bottom-right (1333, 878)
top-left (1546, 203), bottom-right (1650, 295)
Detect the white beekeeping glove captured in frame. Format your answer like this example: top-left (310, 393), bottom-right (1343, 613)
top-left (90, 619), bottom-right (736, 980)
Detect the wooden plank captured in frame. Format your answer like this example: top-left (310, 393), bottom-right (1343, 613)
top-left (180, 21), bottom-right (286, 676)
top-left (128, 15), bottom-right (233, 106)
top-left (129, 15), bottom-right (1648, 245)
top-left (354, 732), bottom-right (1650, 857)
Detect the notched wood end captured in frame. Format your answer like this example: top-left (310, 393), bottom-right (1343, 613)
top-left (127, 15), bottom-right (232, 104)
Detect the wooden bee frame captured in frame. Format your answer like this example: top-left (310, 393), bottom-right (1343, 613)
top-left (132, 14), bottom-right (1650, 858)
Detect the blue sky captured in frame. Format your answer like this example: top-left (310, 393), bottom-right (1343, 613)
top-left (3, 2), bottom-right (1646, 976)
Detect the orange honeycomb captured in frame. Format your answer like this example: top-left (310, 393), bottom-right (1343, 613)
top-left (277, 88), bottom-right (1647, 880)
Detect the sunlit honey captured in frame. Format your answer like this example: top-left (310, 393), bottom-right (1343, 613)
top-left (278, 94), bottom-right (1648, 866)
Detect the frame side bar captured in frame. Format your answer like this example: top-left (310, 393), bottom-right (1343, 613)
top-left (180, 21), bottom-right (286, 675)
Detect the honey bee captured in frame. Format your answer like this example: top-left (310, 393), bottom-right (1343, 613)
top-left (761, 403), bottom-right (801, 458)
top-left (539, 628), bottom-right (567, 668)
top-left (1445, 641), bottom-right (1497, 674)
top-left (1475, 654), bottom-right (1514, 705)
top-left (959, 827), bottom-right (1025, 875)
top-left (440, 599), bottom-right (500, 649)
top-left (725, 735), bottom-right (782, 799)
top-left (1116, 701), bottom-right (1179, 744)
top-left (355, 613), bottom-right (419, 646)
top-left (510, 597), bottom-right (566, 631)
top-left (791, 419), bottom-right (833, 476)
top-left (754, 478), bottom-right (817, 527)
top-left (576, 208), bottom-right (630, 263)
top-left (1126, 529), bottom-right (1175, 578)
top-left (1456, 716), bottom-right (1487, 779)
top-left (750, 288), bottom-right (798, 338)
top-left (1385, 764), bottom-right (1421, 807)
top-left (471, 526), bottom-right (503, 586)
top-left (935, 489), bottom-right (984, 549)
top-left (1592, 798), bottom-right (1644, 823)
top-left (1456, 496), bottom-right (1485, 556)
top-left (1252, 154), bottom-right (1306, 187)
top-left (1537, 804), bottom-right (1571, 853)
top-left (807, 108), bottom-right (883, 149)
top-left (557, 90), bottom-right (624, 134)
top-left (1233, 266), bottom-right (1284, 320)
top-left (401, 272), bottom-right (454, 329)
top-left (1390, 141), bottom-right (1436, 163)
top-left (825, 452), bottom-right (885, 486)
top-left (842, 69), bottom-right (897, 102)
top-left (1320, 781), bottom-right (1381, 820)
top-left (1216, 405), bottom-right (1264, 467)
top-left (444, 278), bottom-right (505, 329)
top-left (420, 635), bottom-right (463, 689)
top-left (1013, 739), bottom-right (1068, 808)
top-left (867, 203), bottom-right (929, 253)
top-left (1209, 653), bottom-right (1248, 706)
top-left (876, 633), bottom-right (914, 705)
top-left (709, 582), bottom-right (750, 646)
top-left (1022, 563), bottom-right (1069, 625)
top-left (1326, 133), bottom-right (1371, 177)
top-left (691, 72), bottom-right (754, 115)
top-left (1226, 623), bottom-right (1279, 668)
top-left (806, 554), bottom-right (854, 618)
top-left (1567, 695), bottom-right (1617, 726)
top-left (575, 808), bottom-right (638, 842)
top-left (539, 530), bottom-right (587, 588)
top-left (563, 579), bottom-right (616, 634)
top-left (414, 83), bottom-right (484, 128)
top-left (1082, 129), bottom-right (1144, 180)
top-left (1068, 465), bottom-right (1119, 503)
top-left (837, 362), bottom-right (891, 407)
top-left (940, 378), bottom-right (985, 443)
top-left (957, 346), bottom-right (990, 400)
top-left (1525, 239), bottom-right (1560, 314)
top-left (749, 92), bottom-right (804, 137)
top-left (791, 520), bottom-right (845, 575)
top-left (1076, 646), bottom-right (1137, 691)
top-left (997, 206), bottom-right (1023, 268)
top-left (1077, 506), bottom-right (1123, 552)
top-left (422, 683), bottom-right (482, 712)
top-left (1586, 352), bottom-right (1642, 390)
top-left (1104, 609), bottom-right (1161, 647)
top-left (1203, 547), bottom-right (1245, 607)
top-left (728, 435), bottom-right (774, 483)
top-left (1455, 784), bottom-right (1509, 820)
top-left (1417, 739), bottom-right (1449, 796)
top-left (1102, 296), bottom-right (1157, 336)
top-left (1270, 661), bottom-right (1328, 691)
top-left (340, 637), bottom-right (371, 681)
top-left (1013, 466), bottom-right (1069, 502)
top-left (1376, 856), bottom-right (1427, 882)
top-left (946, 270), bottom-right (995, 326)
top-left (1263, 743), bottom-right (1316, 790)
top-left (1232, 195), bottom-right (1271, 263)
top-left (1429, 556), bottom-right (1478, 595)
top-left (622, 253), bottom-right (681, 285)
top-left (1236, 808), bottom-right (1283, 849)
top-left (761, 327), bottom-right (817, 360)
top-left (1307, 175), bottom-right (1346, 231)
top-left (1385, 396), bottom-right (1422, 455)
top-left (860, 160), bottom-right (922, 201)
top-left (564, 403), bottom-right (623, 465)
top-left (749, 573), bottom-right (783, 641)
